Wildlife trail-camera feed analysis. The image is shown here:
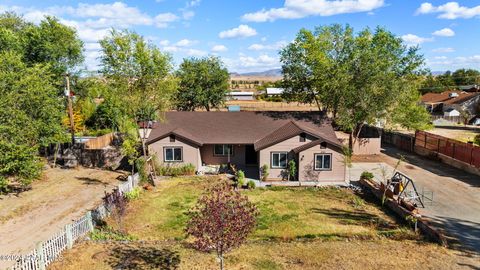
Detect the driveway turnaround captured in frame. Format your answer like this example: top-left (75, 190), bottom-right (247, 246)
top-left (350, 146), bottom-right (480, 256)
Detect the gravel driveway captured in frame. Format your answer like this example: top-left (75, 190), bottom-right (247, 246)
top-left (350, 146), bottom-right (480, 256)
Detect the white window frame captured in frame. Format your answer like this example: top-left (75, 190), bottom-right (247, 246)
top-left (271, 152), bottom-right (288, 169)
top-left (214, 144), bottom-right (234, 156)
top-left (314, 153), bottom-right (332, 171)
top-left (164, 147), bottom-right (182, 162)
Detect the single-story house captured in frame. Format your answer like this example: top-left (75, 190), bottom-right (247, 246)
top-left (146, 111), bottom-right (346, 183)
top-left (421, 91), bottom-right (480, 116)
top-left (266, 88), bottom-right (284, 96)
top-left (227, 91), bottom-right (255, 101)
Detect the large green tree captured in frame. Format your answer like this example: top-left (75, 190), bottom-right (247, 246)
top-left (176, 56), bottom-right (229, 111)
top-left (0, 12), bottom-right (84, 79)
top-left (0, 12), bottom-right (84, 189)
top-left (281, 24), bottom-right (431, 147)
top-left (99, 29), bottom-right (177, 156)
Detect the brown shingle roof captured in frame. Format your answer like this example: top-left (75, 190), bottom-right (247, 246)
top-left (421, 91), bottom-right (479, 105)
top-left (292, 139), bottom-right (343, 154)
top-left (146, 111), bottom-right (340, 147)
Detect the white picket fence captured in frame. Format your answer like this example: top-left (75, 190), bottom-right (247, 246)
top-left (8, 173), bottom-right (140, 270)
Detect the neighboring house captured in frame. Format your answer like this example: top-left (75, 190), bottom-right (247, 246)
top-left (227, 91), bottom-right (255, 101)
top-left (421, 91), bottom-right (480, 116)
top-left (146, 111), bottom-right (346, 183)
top-left (266, 88), bottom-right (284, 96)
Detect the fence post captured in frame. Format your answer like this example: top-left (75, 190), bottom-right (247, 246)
top-left (36, 242), bottom-right (45, 270)
top-left (65, 224), bottom-right (73, 249)
top-left (86, 211), bottom-right (94, 232)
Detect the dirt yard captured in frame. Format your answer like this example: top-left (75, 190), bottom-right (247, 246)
top-left (0, 167), bottom-right (125, 268)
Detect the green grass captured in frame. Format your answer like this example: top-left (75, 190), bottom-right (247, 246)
top-left (51, 176), bottom-right (469, 270)
top-left (120, 176), bottom-right (414, 242)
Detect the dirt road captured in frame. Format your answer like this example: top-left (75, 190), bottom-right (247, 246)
top-left (0, 167), bottom-right (124, 268)
top-left (350, 146), bottom-right (480, 256)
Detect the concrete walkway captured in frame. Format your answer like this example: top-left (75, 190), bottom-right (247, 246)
top-left (350, 146), bottom-right (480, 255)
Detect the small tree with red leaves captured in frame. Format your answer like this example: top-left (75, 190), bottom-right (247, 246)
top-left (186, 180), bottom-right (258, 270)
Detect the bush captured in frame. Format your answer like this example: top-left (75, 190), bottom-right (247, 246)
top-left (0, 176), bottom-right (9, 194)
top-left (260, 164), bottom-right (269, 181)
top-left (157, 163), bottom-right (196, 176)
top-left (360, 171), bottom-right (374, 180)
top-left (236, 170), bottom-right (245, 187)
top-left (474, 134), bottom-right (480, 146)
top-left (124, 187), bottom-right (141, 200)
top-left (247, 180), bottom-right (256, 189)
top-left (135, 158), bottom-right (148, 183)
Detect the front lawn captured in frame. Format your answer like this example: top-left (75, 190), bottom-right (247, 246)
top-left (50, 176), bottom-right (471, 269)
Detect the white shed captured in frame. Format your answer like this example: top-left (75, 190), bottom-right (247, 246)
top-left (444, 108), bottom-right (460, 117)
top-left (266, 88), bottom-right (284, 96)
top-left (227, 91), bottom-right (255, 101)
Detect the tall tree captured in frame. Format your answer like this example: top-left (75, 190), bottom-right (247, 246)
top-left (281, 25), bottom-right (431, 147)
top-left (452, 68), bottom-right (480, 86)
top-left (176, 56), bottom-right (229, 111)
top-left (0, 13), bottom-right (84, 78)
top-left (99, 29), bottom-right (177, 156)
top-left (0, 13), bottom-right (84, 190)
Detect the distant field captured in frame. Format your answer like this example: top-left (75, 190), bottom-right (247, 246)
top-left (224, 100), bottom-right (318, 111)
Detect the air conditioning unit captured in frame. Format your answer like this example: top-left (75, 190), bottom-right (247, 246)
top-left (449, 92), bottom-right (459, 98)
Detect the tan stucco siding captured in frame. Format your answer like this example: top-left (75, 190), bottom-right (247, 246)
top-left (353, 138), bottom-right (381, 155)
top-left (298, 145), bottom-right (345, 182)
top-left (200, 144), bottom-right (246, 166)
top-left (258, 135), bottom-right (314, 180)
top-left (148, 137), bottom-right (201, 170)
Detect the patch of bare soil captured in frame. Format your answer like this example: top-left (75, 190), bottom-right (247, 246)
top-left (0, 167), bottom-right (125, 268)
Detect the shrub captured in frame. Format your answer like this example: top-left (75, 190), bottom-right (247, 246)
top-left (236, 170), bottom-right (245, 187)
top-left (360, 171), bottom-right (374, 180)
top-left (247, 180), bottom-right (256, 189)
top-left (0, 176), bottom-right (9, 194)
top-left (157, 163), bottom-right (196, 176)
top-left (135, 158), bottom-right (148, 183)
top-left (124, 187), bottom-right (141, 200)
top-left (260, 164), bottom-right (269, 181)
top-left (474, 134), bottom-right (480, 146)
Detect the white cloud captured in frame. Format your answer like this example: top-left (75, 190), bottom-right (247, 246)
top-left (242, 0), bottom-right (385, 22)
top-left (224, 53), bottom-right (280, 72)
top-left (219, 25), bottom-right (257, 39)
top-left (211, 45), bottom-right (228, 52)
top-left (159, 40), bottom-right (170, 46)
top-left (187, 49), bottom-right (207, 57)
top-left (186, 0), bottom-right (201, 8)
top-left (432, 28), bottom-right (455, 37)
top-left (416, 2), bottom-right (480, 19)
top-left (401, 34), bottom-right (433, 45)
top-left (154, 13), bottom-right (179, 28)
top-left (175, 39), bottom-right (197, 47)
top-left (182, 10), bottom-right (195, 20)
top-left (248, 41), bottom-right (287, 51)
top-left (432, 47), bottom-right (455, 53)
top-left (427, 55), bottom-right (480, 70)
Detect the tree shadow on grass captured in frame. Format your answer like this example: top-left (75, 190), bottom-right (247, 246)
top-left (107, 244), bottom-right (180, 270)
top-left (311, 208), bottom-right (395, 229)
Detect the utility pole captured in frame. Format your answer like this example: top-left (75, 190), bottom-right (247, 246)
top-left (65, 74), bottom-right (75, 145)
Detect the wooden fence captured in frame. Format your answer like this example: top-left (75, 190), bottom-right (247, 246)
top-left (415, 131), bottom-right (480, 169)
top-left (8, 174), bottom-right (140, 270)
top-left (381, 130), bottom-right (415, 152)
top-left (84, 133), bottom-right (114, 149)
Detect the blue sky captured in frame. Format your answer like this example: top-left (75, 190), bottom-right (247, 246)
top-left (2, 0), bottom-right (480, 73)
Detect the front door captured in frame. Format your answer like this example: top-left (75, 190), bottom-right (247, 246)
top-left (245, 145), bottom-right (258, 165)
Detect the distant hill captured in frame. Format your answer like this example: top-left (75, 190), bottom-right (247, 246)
top-left (230, 68), bottom-right (282, 77)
